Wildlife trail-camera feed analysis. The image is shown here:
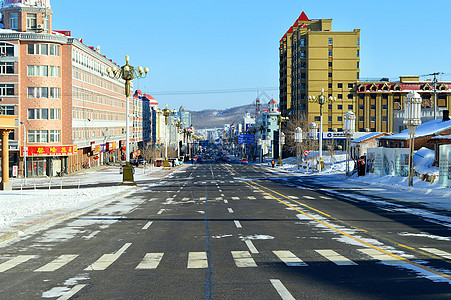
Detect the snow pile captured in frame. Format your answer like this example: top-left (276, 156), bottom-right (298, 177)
top-left (414, 147), bottom-right (437, 176)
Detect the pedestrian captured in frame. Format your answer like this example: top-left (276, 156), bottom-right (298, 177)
top-left (271, 160), bottom-right (275, 168)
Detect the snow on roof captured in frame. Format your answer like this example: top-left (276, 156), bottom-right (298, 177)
top-left (0, 28), bottom-right (18, 33)
top-left (431, 134), bottom-right (451, 140)
top-left (352, 132), bottom-right (386, 143)
top-left (380, 119), bottom-right (451, 141)
top-left (2, 0), bottom-right (51, 8)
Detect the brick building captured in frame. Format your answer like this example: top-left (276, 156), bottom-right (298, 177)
top-left (0, 0), bottom-right (129, 176)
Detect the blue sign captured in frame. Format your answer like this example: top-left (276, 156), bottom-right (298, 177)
top-left (238, 134), bottom-right (255, 144)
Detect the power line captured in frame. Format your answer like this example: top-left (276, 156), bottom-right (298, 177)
top-left (150, 86), bottom-right (278, 96)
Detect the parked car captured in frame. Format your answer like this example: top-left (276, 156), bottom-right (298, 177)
top-left (241, 158), bottom-right (248, 164)
top-left (154, 159), bottom-right (164, 167)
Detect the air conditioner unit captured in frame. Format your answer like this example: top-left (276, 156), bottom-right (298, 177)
top-left (37, 24), bottom-right (44, 30)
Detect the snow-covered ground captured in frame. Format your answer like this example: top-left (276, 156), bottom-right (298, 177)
top-left (0, 165), bottom-right (171, 234)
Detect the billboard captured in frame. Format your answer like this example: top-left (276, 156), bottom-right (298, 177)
top-left (238, 134), bottom-right (255, 144)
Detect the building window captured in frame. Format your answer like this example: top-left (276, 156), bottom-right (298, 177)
top-left (328, 38), bottom-right (333, 45)
top-left (328, 61), bottom-right (332, 68)
top-left (357, 50), bottom-right (360, 58)
top-left (300, 61), bottom-right (306, 69)
top-left (382, 116), bottom-right (388, 122)
top-left (357, 38), bottom-right (360, 47)
top-left (0, 105), bottom-right (15, 115)
top-left (348, 105), bottom-right (353, 110)
top-left (337, 116), bottom-right (343, 122)
top-left (28, 130), bottom-right (48, 143)
top-left (359, 105), bottom-right (364, 110)
top-left (348, 83), bottom-right (353, 89)
top-left (28, 108), bottom-right (48, 119)
top-left (357, 72), bottom-right (360, 79)
top-left (328, 104), bottom-right (332, 110)
top-left (359, 116), bottom-right (364, 121)
top-left (49, 87), bottom-right (60, 98)
top-left (382, 104), bottom-right (388, 110)
top-left (299, 50), bottom-right (306, 58)
top-left (371, 116), bottom-right (376, 122)
top-left (49, 66), bottom-right (60, 77)
top-left (328, 50), bottom-right (333, 57)
top-left (49, 130), bottom-right (60, 143)
top-left (337, 94), bottom-right (343, 100)
top-left (300, 83), bottom-right (306, 90)
top-left (0, 84), bottom-right (14, 96)
top-left (314, 116), bottom-right (320, 122)
top-left (347, 94), bottom-right (353, 99)
top-left (300, 39), bottom-right (305, 47)
top-left (49, 44), bottom-right (60, 56)
top-left (371, 105), bottom-right (376, 110)
top-left (328, 116), bottom-right (332, 122)
top-left (328, 72), bottom-right (332, 78)
top-left (0, 62), bottom-right (14, 74)
top-left (357, 62), bottom-right (360, 69)
top-left (337, 104), bottom-right (343, 110)
top-left (27, 65), bottom-right (48, 76)
top-left (328, 83), bottom-right (332, 89)
top-left (0, 42), bottom-right (14, 57)
top-left (26, 13), bottom-right (37, 31)
top-left (9, 13), bottom-right (18, 30)
top-left (300, 103), bottom-right (306, 111)
top-left (300, 73), bottom-right (306, 79)
top-left (49, 109), bottom-right (60, 119)
top-left (337, 83), bottom-right (343, 89)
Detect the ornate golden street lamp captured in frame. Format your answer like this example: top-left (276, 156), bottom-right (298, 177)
top-left (403, 91), bottom-right (422, 186)
top-left (308, 88), bottom-right (336, 171)
top-left (160, 104), bottom-right (177, 167)
top-left (172, 118), bottom-right (185, 160)
top-left (106, 55), bottom-right (149, 185)
top-left (344, 110), bottom-right (356, 176)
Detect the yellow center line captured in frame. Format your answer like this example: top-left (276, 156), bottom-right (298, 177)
top-left (243, 180), bottom-right (451, 281)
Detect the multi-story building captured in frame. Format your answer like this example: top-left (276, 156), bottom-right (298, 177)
top-left (254, 99), bottom-right (280, 158)
top-left (279, 11), bottom-right (360, 133)
top-left (178, 105), bottom-right (191, 127)
top-left (132, 90), bottom-right (158, 151)
top-left (0, 0), bottom-right (129, 176)
top-left (355, 76), bottom-right (451, 133)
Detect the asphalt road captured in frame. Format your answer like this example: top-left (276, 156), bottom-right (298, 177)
top-left (1, 160), bottom-right (451, 299)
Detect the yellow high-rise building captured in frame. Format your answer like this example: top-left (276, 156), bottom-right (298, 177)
top-left (279, 12), bottom-right (360, 132)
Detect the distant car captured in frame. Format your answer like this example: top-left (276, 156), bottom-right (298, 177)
top-left (241, 158), bottom-right (248, 164)
top-left (130, 159), bottom-right (139, 166)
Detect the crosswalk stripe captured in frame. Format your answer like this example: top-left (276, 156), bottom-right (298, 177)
top-left (34, 255), bottom-right (79, 272)
top-left (149, 198), bottom-right (158, 201)
top-left (289, 196), bottom-right (299, 199)
top-left (358, 248), bottom-right (407, 265)
top-left (273, 251), bottom-right (307, 267)
top-left (263, 196), bottom-right (273, 199)
top-left (34, 254), bottom-right (78, 272)
top-left (228, 208), bottom-right (234, 213)
top-left (320, 196), bottom-right (331, 199)
top-left (303, 195), bottom-right (315, 200)
top-left (85, 243), bottom-right (131, 271)
top-left (200, 197), bottom-right (206, 200)
top-left (188, 252), bottom-right (208, 269)
top-left (142, 221), bottom-right (153, 230)
top-left (224, 200), bottom-right (229, 204)
top-left (0, 255), bottom-right (36, 272)
top-left (136, 253), bottom-right (164, 269)
top-left (234, 220), bottom-right (242, 228)
top-left (166, 198), bottom-right (174, 201)
top-left (247, 196), bottom-right (256, 200)
top-left (232, 197), bottom-right (239, 200)
top-left (315, 250), bottom-right (357, 266)
top-left (270, 279), bottom-right (296, 300)
top-left (182, 198), bottom-right (190, 201)
top-left (420, 248), bottom-right (451, 259)
top-left (231, 251), bottom-right (257, 267)
top-left (216, 197), bottom-right (223, 200)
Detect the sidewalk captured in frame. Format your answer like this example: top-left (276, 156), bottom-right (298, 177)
top-left (0, 164), bottom-right (189, 245)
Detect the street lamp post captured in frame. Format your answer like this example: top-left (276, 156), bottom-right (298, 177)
top-left (172, 118), bottom-right (185, 160)
top-left (161, 104), bottom-right (177, 167)
top-left (257, 138), bottom-right (262, 163)
top-left (106, 55), bottom-right (149, 185)
top-left (403, 90), bottom-right (422, 186)
top-left (279, 132), bottom-right (285, 165)
top-left (20, 121), bottom-right (27, 184)
top-left (309, 122), bottom-right (318, 172)
top-left (265, 135), bottom-right (271, 161)
top-left (308, 88), bottom-right (336, 171)
top-left (295, 127), bottom-right (303, 169)
top-left (344, 110), bottom-right (356, 176)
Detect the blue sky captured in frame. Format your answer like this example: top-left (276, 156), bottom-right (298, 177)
top-left (51, 0), bottom-right (451, 111)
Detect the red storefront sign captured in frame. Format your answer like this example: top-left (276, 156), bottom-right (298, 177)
top-left (21, 145), bottom-right (78, 157)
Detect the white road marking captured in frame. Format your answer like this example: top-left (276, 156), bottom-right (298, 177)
top-left (273, 251), bottom-right (307, 266)
top-left (303, 195), bottom-right (315, 200)
top-left (182, 198), bottom-right (190, 201)
top-left (221, 194), bottom-right (225, 197)
top-left (57, 284), bottom-right (87, 300)
top-left (420, 248), bottom-right (451, 259)
top-left (188, 252), bottom-right (209, 269)
top-left (149, 198), bottom-right (159, 201)
top-left (157, 209), bottom-right (165, 215)
top-left (224, 200), bottom-right (229, 204)
top-left (247, 196), bottom-right (256, 200)
top-left (231, 251), bottom-right (257, 267)
top-left (216, 197), bottom-right (223, 200)
top-left (245, 240), bottom-right (259, 254)
top-left (234, 220), bottom-right (242, 228)
top-left (218, 189), bottom-right (222, 192)
top-left (232, 197), bottom-right (239, 200)
top-left (35, 255), bottom-right (79, 272)
top-left (358, 248), bottom-right (407, 265)
top-left (263, 196), bottom-right (273, 199)
top-left (270, 279), bottom-right (296, 300)
top-left (200, 197), bottom-right (206, 200)
top-left (85, 243), bottom-right (132, 271)
top-left (315, 250), bottom-right (357, 266)
top-left (0, 255), bottom-right (36, 272)
top-left (142, 221), bottom-right (153, 230)
top-left (289, 196), bottom-right (299, 199)
top-left (166, 198), bottom-right (174, 201)
top-left (136, 253), bottom-right (164, 269)
top-left (228, 208), bottom-right (234, 213)
top-left (320, 196), bottom-right (332, 199)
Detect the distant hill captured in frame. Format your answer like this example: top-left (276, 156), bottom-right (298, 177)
top-left (190, 104), bottom-right (255, 129)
